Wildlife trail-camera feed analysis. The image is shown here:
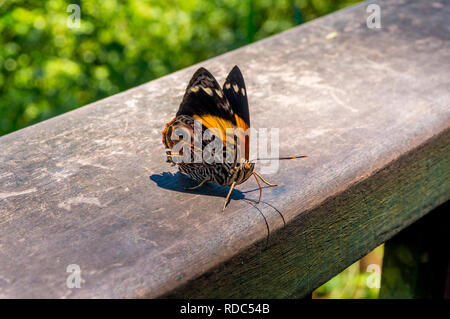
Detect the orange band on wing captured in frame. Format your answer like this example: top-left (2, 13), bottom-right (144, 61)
top-left (191, 114), bottom-right (251, 162)
top-left (234, 114), bottom-right (250, 161)
top-left (193, 115), bottom-right (234, 143)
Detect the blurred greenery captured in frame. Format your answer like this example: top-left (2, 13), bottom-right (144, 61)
top-left (0, 0), bottom-right (362, 136)
top-left (313, 245), bottom-right (384, 299)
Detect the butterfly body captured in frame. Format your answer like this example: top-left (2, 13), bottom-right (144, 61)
top-left (162, 66), bottom-right (278, 211)
top-left (178, 161), bottom-right (255, 187)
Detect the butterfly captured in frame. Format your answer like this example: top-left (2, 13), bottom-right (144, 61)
top-left (162, 66), bottom-right (306, 211)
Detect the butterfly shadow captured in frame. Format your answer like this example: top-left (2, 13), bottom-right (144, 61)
top-left (150, 172), bottom-right (286, 247)
top-left (150, 171), bottom-right (283, 204)
top-left (149, 171), bottom-right (248, 201)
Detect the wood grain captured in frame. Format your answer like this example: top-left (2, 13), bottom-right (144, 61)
top-left (0, 0), bottom-right (449, 298)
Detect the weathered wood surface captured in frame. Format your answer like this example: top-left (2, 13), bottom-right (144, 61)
top-left (0, 0), bottom-right (449, 298)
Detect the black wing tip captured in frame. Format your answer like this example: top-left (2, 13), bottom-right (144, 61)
top-left (226, 65), bottom-right (246, 85)
top-left (225, 65), bottom-right (246, 91)
top-left (229, 65), bottom-right (242, 76)
top-left (196, 66), bottom-right (209, 72)
top-left (194, 65), bottom-right (242, 79)
top-left (187, 66), bottom-right (218, 89)
top-left (192, 66), bottom-right (213, 77)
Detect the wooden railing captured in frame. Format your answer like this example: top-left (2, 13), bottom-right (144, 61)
top-left (0, 0), bottom-right (448, 298)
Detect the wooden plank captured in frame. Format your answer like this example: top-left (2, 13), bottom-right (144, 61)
top-left (379, 201), bottom-right (449, 299)
top-left (168, 129), bottom-right (449, 298)
top-left (0, 0), bottom-right (449, 298)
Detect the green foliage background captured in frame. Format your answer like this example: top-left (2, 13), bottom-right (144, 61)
top-left (0, 0), bottom-right (361, 136)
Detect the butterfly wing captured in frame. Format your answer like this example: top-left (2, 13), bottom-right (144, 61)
top-left (223, 65), bottom-right (251, 161)
top-left (223, 65), bottom-right (250, 130)
top-left (163, 66), bottom-right (251, 165)
top-left (176, 67), bottom-right (236, 142)
top-left (163, 67), bottom-right (235, 164)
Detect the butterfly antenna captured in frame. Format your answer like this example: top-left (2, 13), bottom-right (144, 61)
top-left (250, 155), bottom-right (307, 162)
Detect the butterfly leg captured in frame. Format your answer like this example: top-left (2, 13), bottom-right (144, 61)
top-left (254, 172), bottom-right (277, 187)
top-left (222, 181), bottom-right (237, 212)
top-left (251, 172), bottom-right (262, 205)
top-left (184, 178), bottom-right (208, 190)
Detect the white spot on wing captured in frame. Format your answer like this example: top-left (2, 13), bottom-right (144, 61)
top-left (202, 87), bottom-right (213, 96)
